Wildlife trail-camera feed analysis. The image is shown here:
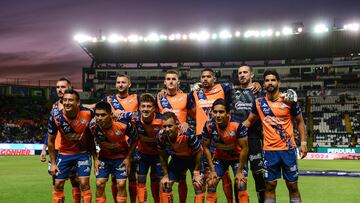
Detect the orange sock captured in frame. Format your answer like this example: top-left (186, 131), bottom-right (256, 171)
top-left (72, 186), bottom-right (81, 203)
top-left (150, 181), bottom-right (160, 203)
top-left (96, 197), bottom-right (106, 203)
top-left (111, 182), bottom-right (118, 202)
top-left (206, 192), bottom-right (217, 203)
top-left (238, 190), bottom-right (249, 203)
top-left (222, 172), bottom-right (233, 203)
top-left (195, 193), bottom-right (204, 203)
top-left (178, 180), bottom-right (188, 203)
top-left (52, 189), bottom-right (64, 203)
top-left (137, 182), bottom-right (147, 203)
top-left (116, 196), bottom-right (127, 203)
top-left (81, 189), bottom-right (92, 203)
top-left (129, 181), bottom-right (137, 203)
top-left (160, 191), bottom-right (173, 203)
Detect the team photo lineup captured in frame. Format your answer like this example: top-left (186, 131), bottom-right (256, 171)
top-left (41, 66), bottom-right (308, 203)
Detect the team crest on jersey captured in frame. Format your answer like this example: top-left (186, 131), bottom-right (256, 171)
top-left (178, 96), bottom-right (183, 102)
top-left (81, 118), bottom-right (86, 124)
top-left (212, 88), bottom-right (219, 93)
top-left (115, 130), bottom-right (121, 136)
top-left (280, 103), bottom-right (287, 109)
top-left (229, 130), bottom-right (235, 136)
top-left (128, 99), bottom-right (133, 103)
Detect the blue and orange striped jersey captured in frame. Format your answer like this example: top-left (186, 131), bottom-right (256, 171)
top-left (188, 83), bottom-right (232, 135)
top-left (88, 119), bottom-right (138, 159)
top-left (202, 116), bottom-right (248, 160)
top-left (157, 92), bottom-right (192, 124)
top-left (48, 106), bottom-right (94, 155)
top-left (134, 112), bottom-right (163, 155)
top-left (157, 128), bottom-right (201, 159)
top-left (102, 94), bottom-right (139, 114)
top-left (251, 95), bottom-right (302, 150)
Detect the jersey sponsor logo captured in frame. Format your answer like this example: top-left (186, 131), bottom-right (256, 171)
top-left (262, 107), bottom-right (271, 114)
top-left (83, 167), bottom-right (91, 173)
top-left (235, 101), bottom-right (252, 110)
top-left (198, 99), bottom-right (214, 107)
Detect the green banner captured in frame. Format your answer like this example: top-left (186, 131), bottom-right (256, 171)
top-left (316, 147), bottom-right (360, 153)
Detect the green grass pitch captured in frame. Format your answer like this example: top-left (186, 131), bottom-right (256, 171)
top-left (0, 156), bottom-right (359, 202)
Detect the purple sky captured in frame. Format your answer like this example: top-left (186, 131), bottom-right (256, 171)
top-left (0, 0), bottom-right (359, 83)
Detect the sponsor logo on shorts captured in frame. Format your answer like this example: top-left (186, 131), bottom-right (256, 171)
top-left (78, 160), bottom-right (91, 166)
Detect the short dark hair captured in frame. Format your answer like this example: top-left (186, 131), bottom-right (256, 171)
top-left (95, 101), bottom-right (112, 114)
top-left (58, 77), bottom-right (71, 87)
top-left (161, 111), bottom-right (179, 123)
top-left (64, 89), bottom-right (80, 101)
top-left (201, 68), bottom-right (215, 76)
top-left (140, 93), bottom-right (155, 105)
top-left (212, 98), bottom-right (229, 112)
top-left (263, 69), bottom-right (280, 81)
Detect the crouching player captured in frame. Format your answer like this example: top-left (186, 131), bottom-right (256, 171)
top-left (135, 93), bottom-right (164, 203)
top-left (203, 99), bottom-right (249, 203)
top-left (157, 112), bottom-right (204, 203)
top-left (88, 101), bottom-right (138, 203)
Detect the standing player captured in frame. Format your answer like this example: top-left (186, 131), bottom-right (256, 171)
top-left (202, 99), bottom-right (249, 203)
top-left (48, 89), bottom-right (94, 203)
top-left (157, 69), bottom-right (193, 202)
top-left (88, 101), bottom-right (138, 203)
top-left (100, 74), bottom-right (139, 203)
top-left (40, 78), bottom-right (82, 203)
top-left (135, 93), bottom-right (164, 203)
top-left (243, 69), bottom-right (307, 203)
top-left (227, 65), bottom-right (266, 203)
top-left (188, 68), bottom-right (234, 202)
top-left (157, 112), bottom-right (204, 203)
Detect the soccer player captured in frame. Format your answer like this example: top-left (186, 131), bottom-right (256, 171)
top-left (188, 68), bottom-right (234, 202)
top-left (227, 65), bottom-right (266, 203)
top-left (48, 89), bottom-right (94, 203)
top-left (135, 93), bottom-right (164, 203)
top-left (88, 101), bottom-right (138, 203)
top-left (243, 69), bottom-right (307, 203)
top-left (97, 74), bottom-right (139, 203)
top-left (202, 98), bottom-right (249, 203)
top-left (40, 78), bottom-right (82, 203)
top-left (157, 112), bottom-right (204, 203)
top-left (157, 69), bottom-right (193, 202)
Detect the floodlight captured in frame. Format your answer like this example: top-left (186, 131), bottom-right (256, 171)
top-left (160, 34), bottom-right (168, 40)
top-left (101, 36), bottom-right (106, 41)
top-left (168, 34), bottom-right (176, 41)
top-left (175, 33), bottom-right (181, 40)
top-left (74, 33), bottom-right (91, 43)
top-left (235, 31), bottom-right (241, 37)
top-left (344, 23), bottom-right (359, 31)
top-left (182, 34), bottom-right (188, 40)
top-left (91, 37), bottom-right (98, 43)
top-left (108, 34), bottom-right (122, 43)
top-left (147, 33), bottom-right (160, 41)
top-left (219, 30), bottom-right (232, 39)
top-left (282, 27), bottom-right (293, 35)
top-left (211, 33), bottom-right (218, 39)
top-left (198, 31), bottom-right (210, 40)
top-left (314, 24), bottom-right (329, 33)
top-left (189, 32), bottom-right (198, 40)
top-left (297, 27), bottom-right (303, 33)
top-left (128, 35), bottom-right (140, 42)
top-left (275, 31), bottom-right (281, 37)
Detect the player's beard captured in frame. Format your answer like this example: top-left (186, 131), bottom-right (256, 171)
top-left (266, 85), bottom-right (278, 93)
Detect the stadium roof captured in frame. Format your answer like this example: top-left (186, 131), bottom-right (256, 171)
top-left (77, 30), bottom-right (360, 66)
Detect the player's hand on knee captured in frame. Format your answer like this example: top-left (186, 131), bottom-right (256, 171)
top-left (94, 159), bottom-right (101, 176)
top-left (120, 158), bottom-right (131, 175)
top-left (235, 171), bottom-right (247, 188)
top-left (207, 171), bottom-right (218, 187)
top-left (192, 171), bottom-right (203, 190)
top-left (160, 175), bottom-right (172, 189)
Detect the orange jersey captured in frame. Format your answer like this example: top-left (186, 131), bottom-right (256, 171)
top-left (134, 113), bottom-right (163, 155)
top-left (189, 83), bottom-right (232, 135)
top-left (157, 92), bottom-right (191, 123)
top-left (252, 95), bottom-right (302, 150)
top-left (48, 106), bottom-right (94, 155)
top-left (102, 94), bottom-right (139, 114)
top-left (157, 128), bottom-right (201, 159)
top-left (88, 119), bottom-right (138, 159)
top-left (202, 117), bottom-right (248, 160)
